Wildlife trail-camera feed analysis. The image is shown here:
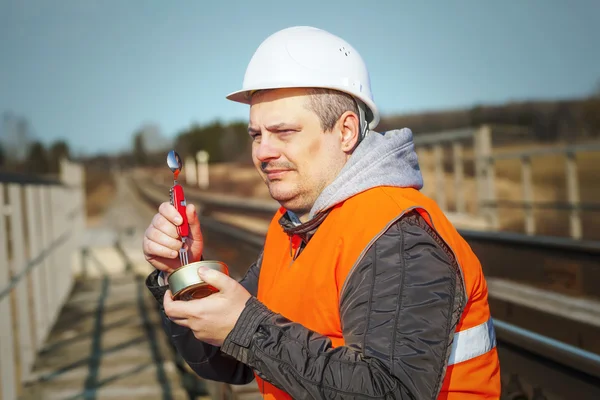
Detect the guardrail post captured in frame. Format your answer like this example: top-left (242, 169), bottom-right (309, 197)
top-left (521, 155), bottom-right (535, 235)
top-left (54, 186), bottom-right (66, 307)
top-left (433, 143), bottom-right (446, 211)
top-left (49, 186), bottom-right (59, 327)
top-left (0, 183), bottom-right (18, 400)
top-left (8, 184), bottom-right (35, 383)
top-left (39, 185), bottom-right (56, 333)
top-left (452, 142), bottom-right (466, 214)
top-left (565, 152), bottom-right (582, 240)
top-left (197, 150), bottom-right (210, 189)
top-left (24, 186), bottom-right (47, 349)
top-left (474, 125), bottom-right (498, 229)
top-left (185, 156), bottom-right (197, 185)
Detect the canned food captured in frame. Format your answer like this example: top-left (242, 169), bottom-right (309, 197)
top-left (168, 260), bottom-right (229, 301)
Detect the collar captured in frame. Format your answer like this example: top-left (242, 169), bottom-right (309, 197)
top-left (278, 209), bottom-right (331, 244)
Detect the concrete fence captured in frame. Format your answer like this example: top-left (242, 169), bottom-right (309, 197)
top-left (0, 159), bottom-right (85, 400)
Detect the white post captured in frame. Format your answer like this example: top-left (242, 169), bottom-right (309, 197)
top-left (433, 144), bottom-right (446, 211)
top-left (0, 183), bottom-right (18, 400)
top-left (53, 186), bottom-right (66, 307)
top-left (565, 152), bottom-right (582, 240)
top-left (8, 184), bottom-right (34, 382)
top-left (475, 125), bottom-right (498, 229)
top-left (25, 186), bottom-right (47, 349)
top-left (48, 186), bottom-right (60, 327)
top-left (59, 158), bottom-right (80, 298)
top-left (521, 156), bottom-right (535, 235)
top-left (197, 150), bottom-right (210, 189)
top-left (185, 157), bottom-right (197, 185)
top-left (452, 142), bottom-right (465, 214)
top-left (39, 186), bottom-right (55, 332)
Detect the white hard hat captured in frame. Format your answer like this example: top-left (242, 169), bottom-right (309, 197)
top-left (226, 26), bottom-right (380, 130)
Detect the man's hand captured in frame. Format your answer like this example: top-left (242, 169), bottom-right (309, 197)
top-left (143, 202), bottom-right (204, 275)
top-left (163, 265), bottom-right (252, 347)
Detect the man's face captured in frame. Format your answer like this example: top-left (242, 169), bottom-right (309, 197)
top-left (248, 88), bottom-right (350, 219)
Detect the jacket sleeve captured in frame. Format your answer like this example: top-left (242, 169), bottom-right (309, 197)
top-left (146, 252), bottom-right (263, 384)
top-left (219, 212), bottom-right (467, 399)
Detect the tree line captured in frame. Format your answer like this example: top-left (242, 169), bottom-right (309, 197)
top-left (130, 120), bottom-right (252, 168)
top-left (379, 92), bottom-right (600, 144)
top-left (0, 139), bottom-right (71, 176)
top-left (4, 88), bottom-right (599, 175)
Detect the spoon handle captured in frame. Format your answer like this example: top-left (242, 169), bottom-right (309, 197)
top-left (170, 183), bottom-right (190, 238)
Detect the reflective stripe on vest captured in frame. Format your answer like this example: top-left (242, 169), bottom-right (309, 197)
top-left (448, 317), bottom-right (497, 365)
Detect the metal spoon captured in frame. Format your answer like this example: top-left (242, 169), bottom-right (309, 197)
top-left (167, 150), bottom-right (183, 175)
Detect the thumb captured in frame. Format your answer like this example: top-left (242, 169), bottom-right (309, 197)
top-left (186, 204), bottom-right (201, 237)
top-left (186, 204), bottom-right (204, 248)
top-left (197, 265), bottom-right (232, 292)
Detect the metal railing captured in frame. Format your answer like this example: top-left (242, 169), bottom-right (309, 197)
top-left (413, 125), bottom-right (600, 240)
top-left (0, 159), bottom-right (85, 400)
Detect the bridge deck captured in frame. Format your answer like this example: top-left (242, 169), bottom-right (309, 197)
top-left (20, 272), bottom-right (193, 400)
top-left (17, 176), bottom-right (210, 399)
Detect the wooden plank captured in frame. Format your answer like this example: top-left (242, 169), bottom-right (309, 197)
top-left (0, 183), bottom-right (18, 400)
top-left (8, 184), bottom-right (34, 381)
top-left (521, 156), bottom-right (535, 235)
top-left (452, 142), bottom-right (465, 214)
top-left (475, 125), bottom-right (498, 229)
top-left (433, 143), bottom-right (446, 210)
top-left (25, 186), bottom-right (47, 348)
top-left (39, 186), bottom-right (56, 332)
top-left (565, 153), bottom-right (582, 240)
top-left (47, 186), bottom-right (60, 328)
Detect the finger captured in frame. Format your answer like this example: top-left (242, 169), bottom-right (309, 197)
top-left (163, 289), bottom-right (195, 320)
top-left (146, 224), bottom-right (183, 252)
top-left (170, 318), bottom-right (190, 328)
top-left (159, 201), bottom-right (185, 227)
top-left (186, 204), bottom-right (204, 244)
top-left (162, 292), bottom-right (189, 325)
top-left (143, 254), bottom-right (179, 274)
top-left (152, 212), bottom-right (180, 239)
top-left (197, 265), bottom-right (234, 293)
top-left (143, 233), bottom-right (180, 260)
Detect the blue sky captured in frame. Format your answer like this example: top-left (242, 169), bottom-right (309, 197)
top-left (1, 0), bottom-right (598, 156)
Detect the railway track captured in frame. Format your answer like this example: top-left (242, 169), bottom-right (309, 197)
top-left (132, 174), bottom-right (600, 400)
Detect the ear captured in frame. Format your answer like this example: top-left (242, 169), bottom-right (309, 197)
top-left (338, 111), bottom-right (361, 153)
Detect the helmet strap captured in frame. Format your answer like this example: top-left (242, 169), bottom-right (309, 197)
top-left (351, 98), bottom-right (370, 151)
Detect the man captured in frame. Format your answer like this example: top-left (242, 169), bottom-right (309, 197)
top-left (143, 26), bottom-right (501, 399)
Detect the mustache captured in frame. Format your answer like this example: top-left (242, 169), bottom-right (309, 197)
top-left (261, 161), bottom-right (295, 172)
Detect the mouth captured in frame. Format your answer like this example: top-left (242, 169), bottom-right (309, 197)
top-left (264, 169), bottom-right (291, 180)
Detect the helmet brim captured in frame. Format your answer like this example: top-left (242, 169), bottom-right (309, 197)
top-left (226, 85), bottom-right (380, 130)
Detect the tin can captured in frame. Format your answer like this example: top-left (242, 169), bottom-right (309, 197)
top-left (168, 260), bottom-right (229, 301)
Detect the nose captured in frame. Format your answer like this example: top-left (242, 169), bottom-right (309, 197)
top-left (254, 135), bottom-right (281, 163)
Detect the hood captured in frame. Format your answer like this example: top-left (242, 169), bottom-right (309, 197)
top-left (307, 127), bottom-right (423, 219)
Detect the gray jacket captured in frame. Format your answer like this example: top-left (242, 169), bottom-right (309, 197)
top-left (146, 128), bottom-right (466, 399)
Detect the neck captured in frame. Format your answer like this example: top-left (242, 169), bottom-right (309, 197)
top-left (286, 208), bottom-right (311, 224)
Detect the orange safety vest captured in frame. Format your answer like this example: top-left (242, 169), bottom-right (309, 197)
top-left (256, 186), bottom-right (501, 399)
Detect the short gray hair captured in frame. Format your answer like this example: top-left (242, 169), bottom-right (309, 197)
top-left (304, 88), bottom-right (359, 132)
top-left (250, 87), bottom-right (360, 132)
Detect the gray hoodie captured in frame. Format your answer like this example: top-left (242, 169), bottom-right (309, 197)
top-left (303, 127), bottom-right (424, 220)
